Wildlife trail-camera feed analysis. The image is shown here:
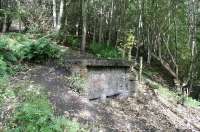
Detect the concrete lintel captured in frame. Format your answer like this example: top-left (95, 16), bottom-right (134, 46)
top-left (64, 58), bottom-right (132, 67)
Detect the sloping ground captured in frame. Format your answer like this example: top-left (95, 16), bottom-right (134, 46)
top-left (8, 63), bottom-right (200, 131)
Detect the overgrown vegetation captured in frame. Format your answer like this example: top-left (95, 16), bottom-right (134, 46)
top-left (67, 74), bottom-right (86, 93)
top-left (89, 42), bottom-right (121, 59)
top-left (0, 33), bottom-right (61, 76)
top-left (0, 34), bottom-right (83, 131)
top-left (117, 32), bottom-right (135, 60)
top-left (1, 83), bottom-right (82, 132)
top-left (144, 70), bottom-right (200, 108)
top-left (66, 36), bottom-right (81, 48)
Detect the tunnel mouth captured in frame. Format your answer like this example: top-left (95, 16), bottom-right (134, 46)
top-left (87, 66), bottom-right (129, 100)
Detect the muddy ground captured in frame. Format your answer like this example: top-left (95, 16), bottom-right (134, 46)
top-left (6, 62), bottom-right (200, 132)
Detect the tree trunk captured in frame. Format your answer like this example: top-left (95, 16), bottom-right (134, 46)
top-left (107, 0), bottom-right (114, 45)
top-left (2, 14), bottom-right (7, 33)
top-left (147, 27), bottom-right (151, 64)
top-left (188, 0), bottom-right (197, 90)
top-left (56, 0), bottom-right (64, 31)
top-left (53, 0), bottom-right (57, 29)
top-left (98, 4), bottom-right (103, 43)
top-left (81, 0), bottom-right (87, 53)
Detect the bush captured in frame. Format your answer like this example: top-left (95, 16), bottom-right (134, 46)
top-left (0, 35), bottom-right (18, 63)
top-left (0, 33), bottom-right (62, 78)
top-left (21, 38), bottom-right (61, 61)
top-left (89, 42), bottom-right (121, 59)
top-left (0, 33), bottom-right (61, 62)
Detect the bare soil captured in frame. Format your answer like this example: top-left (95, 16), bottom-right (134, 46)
top-left (7, 63), bottom-right (200, 132)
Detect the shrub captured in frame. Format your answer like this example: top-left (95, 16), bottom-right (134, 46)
top-left (21, 38), bottom-right (61, 61)
top-left (0, 33), bottom-right (61, 63)
top-left (89, 42), bottom-right (121, 59)
top-left (0, 35), bottom-right (18, 63)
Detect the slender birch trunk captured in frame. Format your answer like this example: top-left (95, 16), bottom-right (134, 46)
top-left (81, 0), bottom-right (87, 53)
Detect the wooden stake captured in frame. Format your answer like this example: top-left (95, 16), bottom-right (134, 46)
top-left (139, 57), bottom-right (143, 82)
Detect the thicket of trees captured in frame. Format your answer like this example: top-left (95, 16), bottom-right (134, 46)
top-left (0, 0), bottom-right (200, 95)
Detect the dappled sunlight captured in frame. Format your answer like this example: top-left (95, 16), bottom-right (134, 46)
top-left (1, 0), bottom-right (200, 131)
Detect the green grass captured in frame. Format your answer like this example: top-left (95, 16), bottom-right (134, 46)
top-left (2, 83), bottom-right (83, 132)
top-left (184, 97), bottom-right (200, 108)
top-left (143, 65), bottom-right (200, 108)
top-left (145, 77), bottom-right (200, 108)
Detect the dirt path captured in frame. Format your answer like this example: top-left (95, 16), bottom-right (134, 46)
top-left (11, 63), bottom-right (200, 132)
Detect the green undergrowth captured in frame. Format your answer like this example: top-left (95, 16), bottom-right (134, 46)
top-left (0, 33), bottom-right (84, 132)
top-left (143, 64), bottom-right (200, 108)
top-left (66, 36), bottom-right (81, 48)
top-left (145, 77), bottom-right (200, 108)
top-left (0, 33), bottom-right (64, 82)
top-left (89, 42), bottom-right (122, 59)
top-left (67, 74), bottom-right (86, 94)
top-left (1, 82), bottom-right (83, 132)
top-left (2, 33), bottom-right (61, 61)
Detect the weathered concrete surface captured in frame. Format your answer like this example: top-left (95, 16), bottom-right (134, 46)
top-left (87, 67), bottom-right (129, 99)
top-left (64, 58), bottom-right (132, 67)
top-left (64, 58), bottom-right (136, 100)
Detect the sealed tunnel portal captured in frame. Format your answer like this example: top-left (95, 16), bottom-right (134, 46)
top-left (87, 67), bottom-right (129, 99)
top-left (65, 59), bottom-right (137, 100)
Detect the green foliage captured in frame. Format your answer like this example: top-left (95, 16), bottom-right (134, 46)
top-left (21, 38), bottom-right (60, 61)
top-left (117, 32), bottom-right (135, 60)
top-left (0, 35), bottom-right (18, 63)
top-left (11, 98), bottom-right (53, 132)
top-left (67, 36), bottom-right (80, 48)
top-left (1, 33), bottom-right (61, 62)
top-left (67, 74), bottom-right (86, 93)
top-left (145, 77), bottom-right (200, 108)
top-left (0, 77), bottom-right (9, 105)
top-left (0, 57), bottom-right (8, 77)
top-left (6, 84), bottom-right (81, 132)
top-left (89, 42), bottom-right (121, 59)
top-left (0, 33), bottom-right (62, 80)
top-left (51, 116), bottom-right (80, 132)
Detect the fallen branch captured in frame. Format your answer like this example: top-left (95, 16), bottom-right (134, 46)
top-left (151, 53), bottom-right (177, 79)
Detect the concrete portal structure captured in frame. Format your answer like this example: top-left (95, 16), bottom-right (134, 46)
top-left (65, 59), bottom-right (137, 100)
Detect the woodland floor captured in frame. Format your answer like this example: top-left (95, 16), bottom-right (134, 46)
top-left (7, 62), bottom-right (200, 132)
